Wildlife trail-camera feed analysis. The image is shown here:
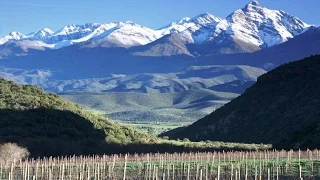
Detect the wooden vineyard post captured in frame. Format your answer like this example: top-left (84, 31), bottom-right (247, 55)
top-left (254, 166), bottom-right (257, 180)
top-left (166, 164), bottom-right (169, 180)
top-left (181, 162), bottom-right (184, 179)
top-left (217, 165), bottom-right (220, 180)
top-left (311, 154), bottom-right (314, 176)
top-left (200, 169), bottom-right (203, 180)
top-left (172, 164), bottom-right (175, 180)
top-left (123, 154), bottom-right (127, 180)
top-left (149, 153), bottom-right (153, 179)
top-left (68, 160), bottom-right (72, 180)
top-left (93, 161), bottom-right (97, 180)
top-left (231, 164), bottom-right (234, 180)
top-left (276, 166), bottom-right (279, 180)
top-left (142, 163), bottom-right (147, 180)
top-left (27, 163), bottom-right (30, 180)
top-left (152, 164), bottom-right (156, 180)
top-left (205, 164), bottom-right (208, 180)
top-left (10, 162), bottom-right (14, 180)
top-left (25, 162), bottom-right (28, 180)
top-left (187, 164), bottom-right (190, 180)
top-left (196, 164), bottom-right (199, 180)
top-left (61, 163), bottom-right (64, 180)
top-left (238, 164), bottom-right (240, 180)
top-left (112, 155), bottom-right (116, 172)
top-left (245, 165), bottom-right (247, 180)
top-left (259, 162), bottom-right (262, 180)
top-left (299, 165), bottom-right (302, 180)
top-left (49, 169), bottom-right (52, 180)
top-left (211, 154), bottom-right (215, 176)
top-left (41, 163), bottom-right (44, 179)
top-left (148, 163), bottom-right (152, 180)
top-left (97, 163), bottom-right (100, 180)
top-left (235, 170), bottom-right (238, 180)
top-left (87, 166), bottom-right (90, 180)
top-left (35, 162), bottom-right (39, 180)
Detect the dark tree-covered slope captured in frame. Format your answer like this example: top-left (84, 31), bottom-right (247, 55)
top-left (164, 55), bottom-right (320, 149)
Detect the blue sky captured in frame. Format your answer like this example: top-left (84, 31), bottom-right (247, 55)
top-left (0, 0), bottom-right (318, 36)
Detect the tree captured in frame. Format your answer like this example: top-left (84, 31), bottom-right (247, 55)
top-left (0, 143), bottom-right (30, 163)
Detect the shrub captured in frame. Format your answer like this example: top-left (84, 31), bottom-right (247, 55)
top-left (162, 136), bottom-right (170, 140)
top-left (0, 143), bottom-right (30, 162)
top-left (183, 138), bottom-right (190, 142)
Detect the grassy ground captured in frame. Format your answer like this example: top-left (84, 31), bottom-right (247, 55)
top-left (84, 108), bottom-right (190, 135)
top-left (121, 121), bottom-right (191, 135)
top-left (84, 109), bottom-right (106, 116)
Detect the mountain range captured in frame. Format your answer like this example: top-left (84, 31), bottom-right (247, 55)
top-left (0, 1), bottom-right (319, 122)
top-left (0, 1), bottom-right (311, 53)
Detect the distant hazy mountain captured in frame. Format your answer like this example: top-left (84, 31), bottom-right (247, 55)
top-left (163, 55), bottom-right (320, 149)
top-left (0, 64), bottom-right (266, 93)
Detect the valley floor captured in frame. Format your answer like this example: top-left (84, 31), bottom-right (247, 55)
top-left (121, 121), bottom-right (191, 135)
top-left (61, 89), bottom-right (238, 135)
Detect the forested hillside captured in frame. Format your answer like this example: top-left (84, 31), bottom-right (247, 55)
top-left (0, 78), bottom-right (155, 156)
top-left (164, 55), bottom-right (320, 149)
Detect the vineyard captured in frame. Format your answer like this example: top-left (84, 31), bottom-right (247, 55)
top-left (1, 150), bottom-right (320, 179)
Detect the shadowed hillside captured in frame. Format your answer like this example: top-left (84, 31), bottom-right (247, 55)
top-left (164, 55), bottom-right (320, 149)
top-left (0, 78), bottom-right (156, 157)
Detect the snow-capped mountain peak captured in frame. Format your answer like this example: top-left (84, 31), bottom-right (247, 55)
top-left (178, 17), bottom-right (191, 24)
top-left (242, 1), bottom-right (262, 12)
top-left (55, 23), bottom-right (100, 36)
top-left (0, 31), bottom-right (26, 45)
top-left (30, 28), bottom-right (54, 39)
top-left (9, 32), bottom-right (25, 39)
top-left (223, 0), bottom-right (311, 47)
top-left (158, 13), bottom-right (222, 37)
top-left (190, 12), bottom-right (222, 25)
top-left (121, 21), bottom-right (139, 26)
top-left (247, 0), bottom-right (260, 7)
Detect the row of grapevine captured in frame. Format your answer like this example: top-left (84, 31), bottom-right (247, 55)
top-left (0, 150), bottom-right (319, 179)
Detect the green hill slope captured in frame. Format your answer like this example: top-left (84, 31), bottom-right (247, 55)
top-left (164, 55), bottom-right (320, 149)
top-left (61, 89), bottom-right (238, 123)
top-left (0, 78), bottom-right (155, 157)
